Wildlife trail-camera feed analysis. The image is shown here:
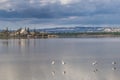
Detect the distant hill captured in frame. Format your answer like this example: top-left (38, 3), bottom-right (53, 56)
top-left (33, 27), bottom-right (105, 33)
top-left (1, 27), bottom-right (119, 33)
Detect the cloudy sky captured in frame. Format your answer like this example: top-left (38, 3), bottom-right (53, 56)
top-left (0, 0), bottom-right (120, 29)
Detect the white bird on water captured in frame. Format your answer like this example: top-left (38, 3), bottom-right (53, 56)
top-left (92, 61), bottom-right (97, 66)
top-left (112, 61), bottom-right (116, 65)
top-left (52, 60), bottom-right (55, 65)
top-left (62, 71), bottom-right (66, 75)
top-left (94, 69), bottom-right (98, 72)
top-left (52, 71), bottom-right (55, 76)
top-left (112, 67), bottom-right (116, 71)
top-left (62, 60), bottom-right (66, 65)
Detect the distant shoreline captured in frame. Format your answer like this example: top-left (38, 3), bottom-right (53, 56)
top-left (1, 32), bottom-right (120, 39)
top-left (52, 32), bottom-right (120, 38)
top-left (1, 27), bottom-right (120, 39)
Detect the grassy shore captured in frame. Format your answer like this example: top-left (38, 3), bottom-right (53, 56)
top-left (52, 32), bottom-right (120, 38)
top-left (1, 32), bottom-right (120, 39)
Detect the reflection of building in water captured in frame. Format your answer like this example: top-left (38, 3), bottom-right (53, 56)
top-left (18, 39), bottom-right (30, 48)
top-left (21, 39), bottom-right (27, 47)
top-left (18, 39), bottom-right (30, 56)
top-left (18, 39), bottom-right (36, 50)
top-left (18, 39), bottom-right (25, 47)
top-left (18, 39), bottom-right (37, 56)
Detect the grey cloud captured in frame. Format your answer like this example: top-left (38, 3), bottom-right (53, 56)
top-left (0, 0), bottom-right (120, 27)
top-left (0, 0), bottom-right (120, 18)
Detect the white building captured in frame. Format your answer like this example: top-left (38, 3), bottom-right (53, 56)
top-left (20, 29), bottom-right (28, 35)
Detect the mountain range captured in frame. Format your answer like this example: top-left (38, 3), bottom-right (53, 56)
top-left (35, 27), bottom-right (106, 33)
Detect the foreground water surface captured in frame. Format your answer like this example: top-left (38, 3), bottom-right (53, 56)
top-left (0, 38), bottom-right (120, 80)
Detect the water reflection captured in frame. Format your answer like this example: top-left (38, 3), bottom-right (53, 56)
top-left (1, 39), bottom-right (37, 49)
top-left (2, 39), bottom-right (9, 46)
top-left (0, 38), bottom-right (119, 80)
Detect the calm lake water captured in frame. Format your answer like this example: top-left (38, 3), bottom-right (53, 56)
top-left (0, 38), bottom-right (120, 80)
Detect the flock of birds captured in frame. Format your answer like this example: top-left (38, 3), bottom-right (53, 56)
top-left (51, 60), bottom-right (66, 65)
top-left (51, 60), bottom-right (118, 76)
top-left (92, 61), bottom-right (117, 72)
top-left (51, 60), bottom-right (66, 76)
top-left (112, 61), bottom-right (117, 71)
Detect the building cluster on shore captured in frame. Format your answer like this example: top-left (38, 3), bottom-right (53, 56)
top-left (0, 27), bottom-right (58, 39)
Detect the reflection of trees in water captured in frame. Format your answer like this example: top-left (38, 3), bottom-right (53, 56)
top-left (1, 39), bottom-right (9, 54)
top-left (2, 39), bottom-right (9, 47)
top-left (1, 39), bottom-right (37, 48)
top-left (2, 39), bottom-right (37, 48)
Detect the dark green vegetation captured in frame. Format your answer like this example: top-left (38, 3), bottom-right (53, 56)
top-left (1, 27), bottom-right (120, 39)
top-left (53, 32), bottom-right (120, 38)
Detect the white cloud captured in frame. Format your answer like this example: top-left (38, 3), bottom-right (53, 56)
top-left (0, 3), bottom-right (12, 10)
top-left (29, 0), bottom-right (34, 4)
top-left (59, 0), bottom-right (80, 5)
top-left (59, 0), bottom-right (72, 5)
top-left (0, 0), bottom-right (11, 10)
top-left (51, 0), bottom-right (57, 3)
top-left (0, 0), bottom-right (8, 3)
top-left (0, 0), bottom-right (120, 27)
